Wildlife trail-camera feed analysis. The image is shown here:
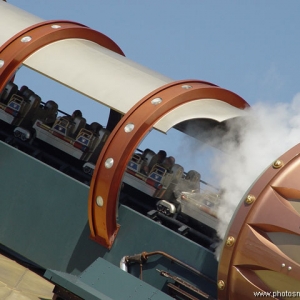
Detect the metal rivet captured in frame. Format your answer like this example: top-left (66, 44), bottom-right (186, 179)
top-left (245, 194), bottom-right (256, 205)
top-left (288, 266), bottom-right (292, 271)
top-left (124, 123), bottom-right (134, 133)
top-left (0, 60), bottom-right (4, 68)
top-left (281, 263), bottom-right (285, 268)
top-left (96, 196), bottom-right (104, 207)
top-left (226, 236), bottom-right (235, 247)
top-left (105, 158), bottom-right (114, 169)
top-left (21, 36), bottom-right (32, 43)
top-left (217, 280), bottom-right (225, 290)
top-left (151, 97), bottom-right (162, 105)
top-left (273, 160), bottom-right (283, 169)
top-left (181, 85), bottom-right (192, 89)
top-left (51, 24), bottom-right (61, 29)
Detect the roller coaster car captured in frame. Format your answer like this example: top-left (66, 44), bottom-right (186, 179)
top-left (0, 80), bottom-right (111, 170)
top-left (30, 117), bottom-right (110, 167)
top-left (155, 167), bottom-right (220, 231)
top-left (13, 99), bottom-right (59, 140)
top-left (0, 94), bottom-right (24, 125)
top-left (0, 83), bottom-right (41, 128)
top-left (179, 190), bottom-right (219, 231)
top-left (123, 150), bottom-right (185, 200)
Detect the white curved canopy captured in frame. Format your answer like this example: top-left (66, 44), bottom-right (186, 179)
top-left (23, 38), bottom-right (172, 114)
top-left (0, 1), bottom-right (247, 134)
top-left (154, 99), bottom-right (247, 132)
top-left (0, 2), bottom-right (43, 45)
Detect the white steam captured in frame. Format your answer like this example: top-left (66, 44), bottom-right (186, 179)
top-left (212, 93), bottom-right (300, 259)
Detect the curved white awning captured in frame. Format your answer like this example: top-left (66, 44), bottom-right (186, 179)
top-left (0, 2), bottom-right (43, 46)
top-left (155, 99), bottom-right (247, 132)
top-left (23, 38), bottom-right (172, 114)
top-left (0, 1), bottom-right (247, 135)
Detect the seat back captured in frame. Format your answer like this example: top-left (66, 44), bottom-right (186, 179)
top-left (89, 122), bottom-right (103, 136)
top-left (19, 93), bottom-right (41, 126)
top-left (141, 149), bottom-right (156, 172)
top-left (88, 128), bottom-right (110, 163)
top-left (161, 156), bottom-right (175, 172)
top-left (71, 116), bottom-right (86, 138)
top-left (0, 82), bottom-right (18, 104)
top-left (43, 100), bottom-right (58, 125)
top-left (185, 170), bottom-right (201, 191)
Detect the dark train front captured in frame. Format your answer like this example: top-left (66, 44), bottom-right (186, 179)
top-left (1, 2), bottom-right (300, 299)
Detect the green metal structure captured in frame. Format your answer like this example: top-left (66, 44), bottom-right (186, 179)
top-left (0, 141), bottom-right (217, 299)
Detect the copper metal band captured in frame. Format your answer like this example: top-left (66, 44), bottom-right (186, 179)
top-left (0, 20), bottom-right (124, 90)
top-left (88, 79), bottom-right (249, 248)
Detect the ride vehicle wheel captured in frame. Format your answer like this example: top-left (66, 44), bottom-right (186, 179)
top-left (14, 130), bottom-right (21, 138)
top-left (83, 166), bottom-right (92, 175)
top-left (20, 133), bottom-right (27, 141)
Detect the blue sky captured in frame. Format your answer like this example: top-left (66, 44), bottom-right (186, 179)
top-left (7, 0), bottom-right (300, 184)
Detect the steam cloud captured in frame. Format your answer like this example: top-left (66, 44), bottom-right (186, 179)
top-left (212, 93), bottom-right (300, 259)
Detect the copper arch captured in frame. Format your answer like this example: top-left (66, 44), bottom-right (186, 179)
top-left (218, 144), bottom-right (300, 299)
top-left (88, 80), bottom-right (249, 249)
top-left (0, 19), bottom-right (125, 90)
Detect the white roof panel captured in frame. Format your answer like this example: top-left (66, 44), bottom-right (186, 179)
top-left (23, 38), bottom-right (172, 114)
top-left (0, 2), bottom-right (43, 47)
top-left (0, 1), bottom-right (246, 135)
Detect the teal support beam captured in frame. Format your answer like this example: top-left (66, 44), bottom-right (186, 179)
top-left (0, 141), bottom-right (218, 298)
top-left (45, 258), bottom-right (173, 300)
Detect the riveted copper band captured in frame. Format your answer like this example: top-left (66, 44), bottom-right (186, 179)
top-left (88, 79), bottom-right (249, 248)
top-left (0, 18), bottom-right (126, 248)
top-left (0, 20), bottom-right (124, 90)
